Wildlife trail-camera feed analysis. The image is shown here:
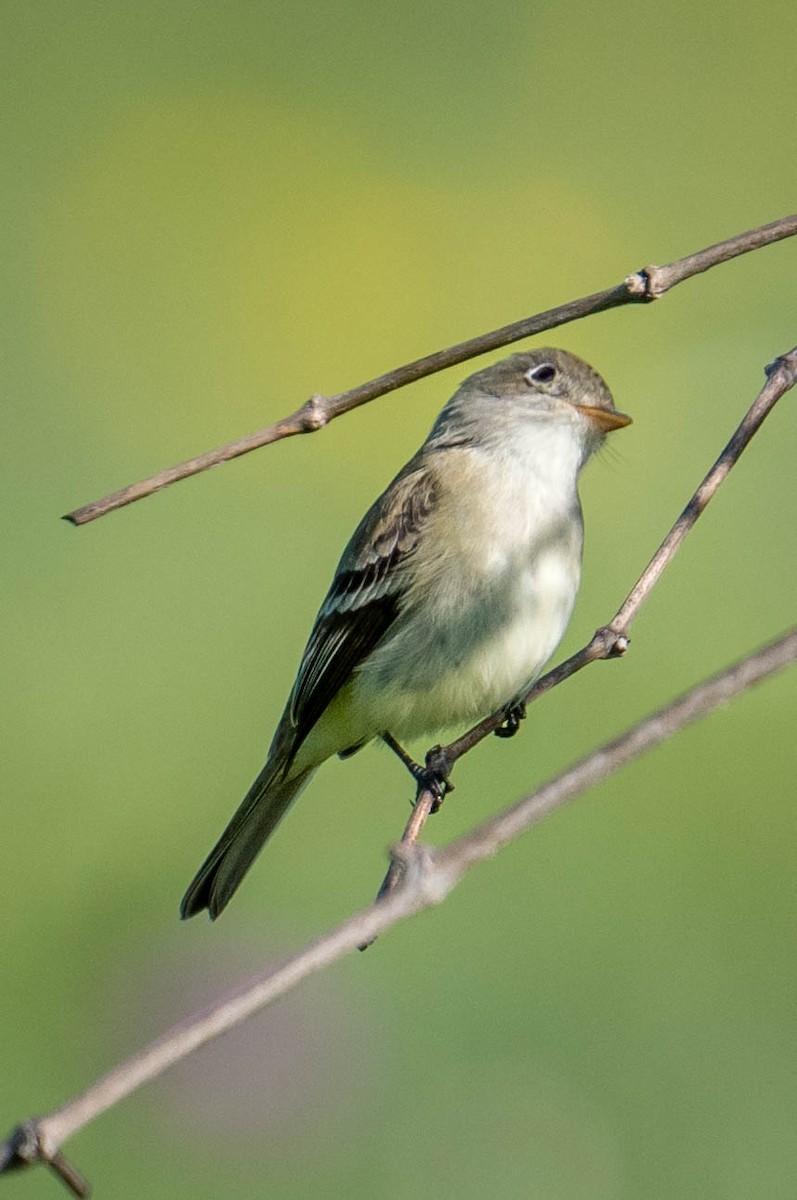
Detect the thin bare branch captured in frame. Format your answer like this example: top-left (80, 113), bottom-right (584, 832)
top-left (358, 781), bottom-right (441, 948)
top-left (641, 215), bottom-right (797, 296)
top-left (370, 345), bottom-right (797, 892)
top-left (440, 627), bottom-right (797, 870)
top-left (3, 628), bottom-right (795, 1193)
top-left (63, 213), bottom-right (797, 525)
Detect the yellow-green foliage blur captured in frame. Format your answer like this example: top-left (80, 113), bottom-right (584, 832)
top-left (3, 3), bottom-right (797, 1197)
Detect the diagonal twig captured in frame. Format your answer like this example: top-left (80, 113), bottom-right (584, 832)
top-left (62, 213), bottom-right (797, 526)
top-left (2, 627), bottom-right (795, 1195)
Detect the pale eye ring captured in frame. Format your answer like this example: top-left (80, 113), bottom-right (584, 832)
top-left (526, 363), bottom-right (557, 386)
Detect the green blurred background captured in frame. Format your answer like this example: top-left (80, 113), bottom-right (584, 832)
top-left (3, 2), bottom-right (797, 1196)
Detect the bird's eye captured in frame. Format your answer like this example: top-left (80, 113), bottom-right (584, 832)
top-left (526, 363), bottom-right (557, 386)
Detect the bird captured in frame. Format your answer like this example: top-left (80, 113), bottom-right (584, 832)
top-left (180, 347), bottom-right (631, 919)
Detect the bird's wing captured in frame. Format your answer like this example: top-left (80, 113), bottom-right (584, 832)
top-left (281, 462), bottom-right (438, 768)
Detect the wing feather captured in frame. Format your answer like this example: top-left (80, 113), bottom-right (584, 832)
top-left (284, 463), bottom-right (437, 766)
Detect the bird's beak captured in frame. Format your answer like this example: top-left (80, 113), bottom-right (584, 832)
top-left (577, 405), bottom-right (633, 432)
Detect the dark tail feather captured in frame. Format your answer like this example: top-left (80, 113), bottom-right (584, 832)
top-left (180, 763), bottom-right (314, 920)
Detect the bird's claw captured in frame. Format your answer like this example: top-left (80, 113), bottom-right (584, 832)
top-left (494, 700), bottom-right (526, 739)
top-left (409, 744), bottom-right (454, 812)
top-left (381, 731), bottom-right (454, 811)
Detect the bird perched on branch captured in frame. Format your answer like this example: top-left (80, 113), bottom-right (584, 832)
top-left (181, 347), bottom-right (631, 920)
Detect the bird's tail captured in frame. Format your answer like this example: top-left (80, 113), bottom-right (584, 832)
top-left (180, 761), bottom-right (314, 920)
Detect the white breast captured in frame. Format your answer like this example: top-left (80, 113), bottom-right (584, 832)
top-left (354, 422), bottom-right (585, 740)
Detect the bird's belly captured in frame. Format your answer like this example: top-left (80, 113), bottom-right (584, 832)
top-left (353, 540), bottom-right (580, 740)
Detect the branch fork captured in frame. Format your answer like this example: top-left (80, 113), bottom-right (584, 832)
top-left (1, 1122), bottom-right (90, 1199)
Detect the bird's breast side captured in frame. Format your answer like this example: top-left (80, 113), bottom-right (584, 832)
top-left (354, 449), bottom-right (583, 738)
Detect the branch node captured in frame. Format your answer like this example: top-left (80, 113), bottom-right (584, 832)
top-left (623, 270), bottom-right (649, 298)
top-left (592, 625), bottom-right (630, 659)
top-left (631, 265), bottom-right (668, 300)
top-left (0, 1121), bottom-right (90, 1198)
top-left (607, 633), bottom-right (630, 658)
top-left (389, 843), bottom-right (452, 907)
top-left (299, 394), bottom-right (330, 431)
top-left (765, 348), bottom-right (797, 382)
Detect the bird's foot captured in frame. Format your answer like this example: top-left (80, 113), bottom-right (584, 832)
top-left (417, 744), bottom-right (455, 812)
top-left (494, 700), bottom-right (526, 739)
top-left (381, 733), bottom-right (454, 811)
